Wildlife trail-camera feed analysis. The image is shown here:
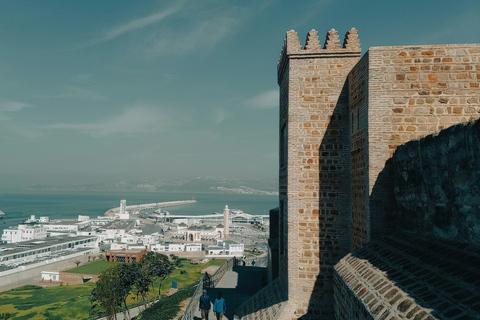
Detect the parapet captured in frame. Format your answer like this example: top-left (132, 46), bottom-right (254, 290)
top-left (278, 28), bottom-right (361, 83)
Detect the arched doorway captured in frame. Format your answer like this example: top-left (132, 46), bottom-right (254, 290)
top-left (189, 234), bottom-right (194, 241)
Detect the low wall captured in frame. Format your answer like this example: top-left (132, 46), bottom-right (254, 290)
top-left (0, 250), bottom-right (97, 290)
top-left (59, 272), bottom-right (99, 285)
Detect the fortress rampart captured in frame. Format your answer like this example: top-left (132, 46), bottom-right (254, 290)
top-left (237, 27), bottom-right (480, 320)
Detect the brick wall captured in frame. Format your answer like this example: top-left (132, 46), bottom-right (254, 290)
top-left (392, 119), bottom-right (480, 242)
top-left (348, 52), bottom-right (370, 250)
top-left (334, 233), bottom-right (480, 319)
top-left (353, 44), bottom-right (480, 247)
top-left (277, 28), bottom-right (361, 319)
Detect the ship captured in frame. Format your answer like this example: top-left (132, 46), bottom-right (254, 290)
top-left (0, 210), bottom-right (5, 219)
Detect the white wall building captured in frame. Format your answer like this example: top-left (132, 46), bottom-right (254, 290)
top-left (151, 243), bottom-right (186, 252)
top-left (41, 271), bottom-right (60, 281)
top-left (2, 225), bottom-right (48, 244)
top-left (185, 243), bottom-right (202, 252)
top-left (207, 239), bottom-right (244, 256)
top-left (78, 215), bottom-right (90, 222)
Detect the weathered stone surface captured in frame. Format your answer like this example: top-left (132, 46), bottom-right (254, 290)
top-left (391, 119), bottom-right (480, 243)
top-left (238, 29), bottom-right (480, 320)
top-left (334, 233), bottom-right (480, 320)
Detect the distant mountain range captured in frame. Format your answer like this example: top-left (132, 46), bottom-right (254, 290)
top-left (25, 177), bottom-right (279, 195)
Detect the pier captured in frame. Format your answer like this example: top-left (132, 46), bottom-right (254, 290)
top-left (103, 200), bottom-right (197, 216)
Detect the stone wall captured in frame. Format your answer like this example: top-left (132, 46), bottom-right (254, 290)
top-left (349, 51), bottom-right (370, 250)
top-left (276, 28), bottom-right (361, 319)
top-left (351, 43), bottom-right (480, 247)
top-left (334, 233), bottom-right (480, 319)
top-left (391, 119), bottom-right (480, 243)
top-left (59, 272), bottom-right (99, 285)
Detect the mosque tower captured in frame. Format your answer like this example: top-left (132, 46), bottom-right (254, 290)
top-left (223, 204), bottom-right (230, 238)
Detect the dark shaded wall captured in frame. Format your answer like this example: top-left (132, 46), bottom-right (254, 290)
top-left (392, 119), bottom-right (480, 243)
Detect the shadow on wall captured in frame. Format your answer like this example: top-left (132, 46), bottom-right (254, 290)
top-left (302, 95), bottom-right (480, 318)
top-left (300, 82), bottom-right (352, 319)
top-left (348, 232), bottom-right (480, 319)
top-left (383, 118), bottom-right (480, 244)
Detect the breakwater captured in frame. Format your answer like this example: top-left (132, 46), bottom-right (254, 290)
top-left (103, 199), bottom-right (197, 216)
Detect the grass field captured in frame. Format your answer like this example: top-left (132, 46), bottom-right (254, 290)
top-left (65, 260), bottom-right (114, 275)
top-left (0, 258), bottom-right (225, 319)
top-left (0, 284), bottom-right (95, 320)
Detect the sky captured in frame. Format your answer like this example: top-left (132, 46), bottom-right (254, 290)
top-left (0, 0), bottom-right (479, 189)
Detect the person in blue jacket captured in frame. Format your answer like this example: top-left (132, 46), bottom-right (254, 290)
top-left (213, 292), bottom-right (226, 320)
top-left (199, 289), bottom-right (211, 320)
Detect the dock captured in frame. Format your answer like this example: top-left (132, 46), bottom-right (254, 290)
top-left (103, 200), bottom-right (197, 216)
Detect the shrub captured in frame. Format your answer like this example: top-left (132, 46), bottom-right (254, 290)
top-left (136, 285), bottom-right (196, 320)
top-left (11, 285), bottom-right (42, 291)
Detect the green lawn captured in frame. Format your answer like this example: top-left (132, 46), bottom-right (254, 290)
top-left (0, 258), bottom-right (225, 319)
top-left (65, 260), bottom-right (114, 275)
top-left (128, 259), bottom-right (224, 303)
top-left (0, 284), bottom-right (95, 320)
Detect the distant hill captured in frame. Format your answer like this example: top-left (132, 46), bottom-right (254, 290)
top-left (24, 176), bottom-right (278, 195)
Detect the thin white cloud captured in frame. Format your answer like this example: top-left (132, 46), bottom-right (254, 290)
top-left (35, 86), bottom-right (107, 101)
top-left (246, 90), bottom-right (278, 109)
top-left (41, 105), bottom-right (170, 137)
top-left (74, 1), bottom-right (186, 50)
top-left (0, 100), bottom-right (31, 120)
top-left (143, 16), bottom-right (239, 57)
top-left (213, 108), bottom-right (228, 124)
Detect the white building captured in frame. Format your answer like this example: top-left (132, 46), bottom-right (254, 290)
top-left (0, 236), bottom-right (98, 266)
top-left (45, 219), bottom-right (90, 235)
top-left (151, 243), bottom-right (186, 252)
top-left (101, 220), bottom-right (137, 240)
top-left (2, 224), bottom-right (48, 244)
top-left (185, 243), bottom-right (202, 252)
top-left (207, 239), bottom-right (244, 256)
top-left (41, 271), bottom-right (60, 281)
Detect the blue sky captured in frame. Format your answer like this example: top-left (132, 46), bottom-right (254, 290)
top-left (0, 0), bottom-right (479, 188)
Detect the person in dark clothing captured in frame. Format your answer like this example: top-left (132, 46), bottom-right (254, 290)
top-left (199, 289), bottom-right (211, 320)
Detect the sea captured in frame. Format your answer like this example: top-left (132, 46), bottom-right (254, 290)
top-left (0, 191), bottom-right (278, 234)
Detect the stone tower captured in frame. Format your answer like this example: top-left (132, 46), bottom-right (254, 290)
top-left (223, 204), bottom-right (230, 238)
top-left (277, 28), bottom-right (361, 319)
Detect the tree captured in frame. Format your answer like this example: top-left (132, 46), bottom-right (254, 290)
top-left (140, 252), bottom-right (182, 298)
top-left (117, 263), bottom-right (142, 319)
top-left (91, 264), bottom-right (124, 320)
top-left (74, 260), bottom-right (81, 267)
top-left (130, 262), bottom-right (152, 310)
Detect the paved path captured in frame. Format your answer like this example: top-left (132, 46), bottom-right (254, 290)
top-left (194, 266), bottom-right (266, 320)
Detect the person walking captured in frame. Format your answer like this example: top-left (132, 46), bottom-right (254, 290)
top-left (213, 292), bottom-right (226, 320)
top-left (199, 289), bottom-right (211, 320)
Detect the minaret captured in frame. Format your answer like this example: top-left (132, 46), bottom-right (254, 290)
top-left (223, 204), bottom-right (230, 238)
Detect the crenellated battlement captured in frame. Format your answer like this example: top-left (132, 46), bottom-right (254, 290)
top-left (278, 28), bottom-right (361, 83)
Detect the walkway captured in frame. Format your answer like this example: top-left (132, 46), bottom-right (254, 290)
top-left (193, 266), bottom-right (266, 320)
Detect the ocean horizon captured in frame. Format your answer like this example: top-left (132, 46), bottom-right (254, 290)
top-left (0, 190), bottom-right (278, 234)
